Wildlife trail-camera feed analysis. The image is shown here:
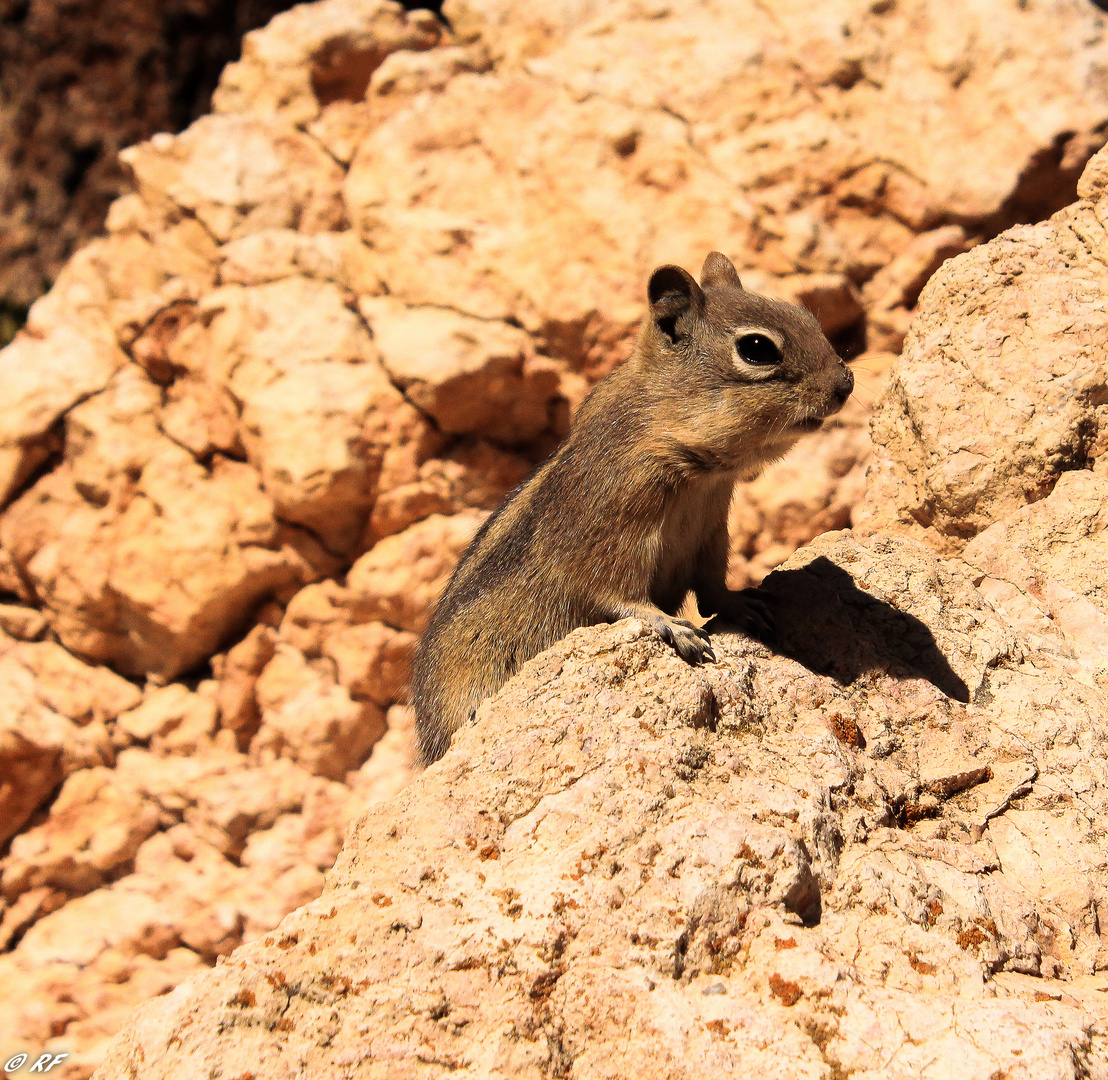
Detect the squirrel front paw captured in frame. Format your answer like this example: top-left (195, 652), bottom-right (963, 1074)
top-left (653, 615), bottom-right (716, 665)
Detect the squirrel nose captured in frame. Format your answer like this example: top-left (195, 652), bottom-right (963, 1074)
top-left (833, 364), bottom-right (854, 404)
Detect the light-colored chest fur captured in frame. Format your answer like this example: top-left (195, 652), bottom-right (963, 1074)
top-left (649, 472), bottom-right (735, 604)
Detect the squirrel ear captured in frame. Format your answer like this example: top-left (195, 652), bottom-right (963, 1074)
top-left (647, 264), bottom-right (704, 343)
top-left (700, 251), bottom-right (742, 291)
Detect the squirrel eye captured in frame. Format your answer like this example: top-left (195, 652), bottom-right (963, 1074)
top-left (736, 333), bottom-right (782, 366)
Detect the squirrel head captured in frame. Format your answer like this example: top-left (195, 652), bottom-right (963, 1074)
top-left (637, 251), bottom-right (854, 474)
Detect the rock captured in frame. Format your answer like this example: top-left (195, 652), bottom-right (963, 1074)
top-left (322, 620), bottom-right (417, 706)
top-left (4, 641), bottom-right (142, 725)
top-left (346, 703), bottom-right (419, 809)
top-left (0, 738), bottom-right (362, 1080)
top-left (366, 439), bottom-right (532, 543)
top-left (343, 511), bottom-right (487, 634)
top-left (94, 522), bottom-right (1108, 1076)
top-left (0, 0), bottom-right (299, 314)
top-left (212, 624), bottom-right (279, 743)
top-left (216, 227), bottom-right (366, 287)
top-left (1, 768), bottom-right (160, 901)
top-left (2, 1), bottom-right (1108, 1074)
top-left (362, 297), bottom-right (563, 444)
top-left (861, 224), bottom-right (969, 351)
top-left (0, 320), bottom-right (125, 508)
top-left (343, 0), bottom-right (1108, 365)
top-left (0, 604), bottom-right (48, 641)
top-left (104, 747), bottom-right (348, 861)
top-left (252, 645), bottom-right (386, 780)
top-left (211, 0), bottom-right (442, 125)
top-left (122, 115), bottom-right (348, 244)
top-left (171, 276), bottom-right (406, 553)
top-left (116, 684), bottom-right (220, 753)
top-left (3, 0), bottom-right (1106, 688)
top-left (0, 945), bottom-right (205, 1080)
top-left (777, 272), bottom-right (865, 339)
top-left (964, 469), bottom-right (1108, 685)
top-left (0, 645), bottom-right (119, 846)
top-left (276, 580), bottom-right (351, 657)
top-left (859, 145), bottom-right (1108, 551)
top-left (1, 445), bottom-right (312, 679)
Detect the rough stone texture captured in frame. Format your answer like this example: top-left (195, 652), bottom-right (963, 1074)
top-left (0, 638), bottom-right (130, 849)
top-left (858, 142), bottom-right (1108, 551)
top-left (94, 521), bottom-right (1108, 1076)
top-left (0, 0), bottom-right (299, 315)
top-left (964, 468), bottom-right (1108, 686)
top-left (345, 0), bottom-right (1108, 364)
top-left (2, 2), bottom-right (1108, 1076)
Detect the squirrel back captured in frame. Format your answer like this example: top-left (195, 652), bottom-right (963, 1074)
top-left (412, 251), bottom-right (853, 764)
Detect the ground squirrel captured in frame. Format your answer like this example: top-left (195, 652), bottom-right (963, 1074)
top-left (412, 251), bottom-right (854, 764)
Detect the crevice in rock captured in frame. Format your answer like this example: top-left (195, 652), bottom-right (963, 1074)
top-left (0, 415), bottom-right (65, 515)
top-left (399, 0), bottom-right (445, 16)
top-left (0, 298), bottom-right (28, 349)
top-left (981, 124), bottom-right (1108, 237)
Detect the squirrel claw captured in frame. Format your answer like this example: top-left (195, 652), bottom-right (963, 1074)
top-left (656, 616), bottom-right (716, 665)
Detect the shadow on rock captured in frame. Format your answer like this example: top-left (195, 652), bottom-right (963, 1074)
top-left (722, 556), bottom-right (970, 703)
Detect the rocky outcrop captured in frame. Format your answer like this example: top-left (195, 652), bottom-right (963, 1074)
top-left (859, 147), bottom-right (1108, 551)
top-left (95, 524), bottom-right (1108, 1076)
top-left (94, 144), bottom-right (1108, 1077)
top-left (3, 1), bottom-right (1108, 1075)
top-left (3, 0), bottom-right (1104, 694)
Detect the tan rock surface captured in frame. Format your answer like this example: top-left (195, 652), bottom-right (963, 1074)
top-left (211, 0), bottom-right (442, 125)
top-left (343, 511), bottom-right (487, 633)
top-left (2, 0), bottom-right (1105, 683)
top-left (1, 768), bottom-right (160, 901)
top-left (1, 443), bottom-right (312, 679)
top-left (859, 142), bottom-right (1108, 551)
top-left (361, 297), bottom-right (563, 445)
top-left (85, 52), bottom-right (1108, 1080)
top-left (0, 642), bottom-right (122, 848)
top-left (0, 318), bottom-right (125, 507)
top-left (347, 0), bottom-right (1108, 358)
top-left (964, 468), bottom-right (1108, 685)
top-left (252, 644), bottom-right (386, 780)
top-left (93, 522), bottom-right (1108, 1075)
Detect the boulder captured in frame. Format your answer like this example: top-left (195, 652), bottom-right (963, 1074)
top-left (93, 534), bottom-right (1108, 1075)
top-left (92, 64), bottom-right (1108, 1080)
top-left (859, 143), bottom-right (1108, 551)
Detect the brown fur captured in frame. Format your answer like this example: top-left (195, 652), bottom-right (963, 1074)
top-left (412, 252), bottom-right (853, 764)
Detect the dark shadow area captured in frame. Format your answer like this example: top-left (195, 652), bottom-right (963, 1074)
top-left (830, 318), bottom-right (868, 363)
top-left (0, 0), bottom-right (301, 313)
top-left (0, 298), bottom-right (28, 348)
top-left (718, 555), bottom-right (970, 703)
top-left (980, 122), bottom-right (1108, 237)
